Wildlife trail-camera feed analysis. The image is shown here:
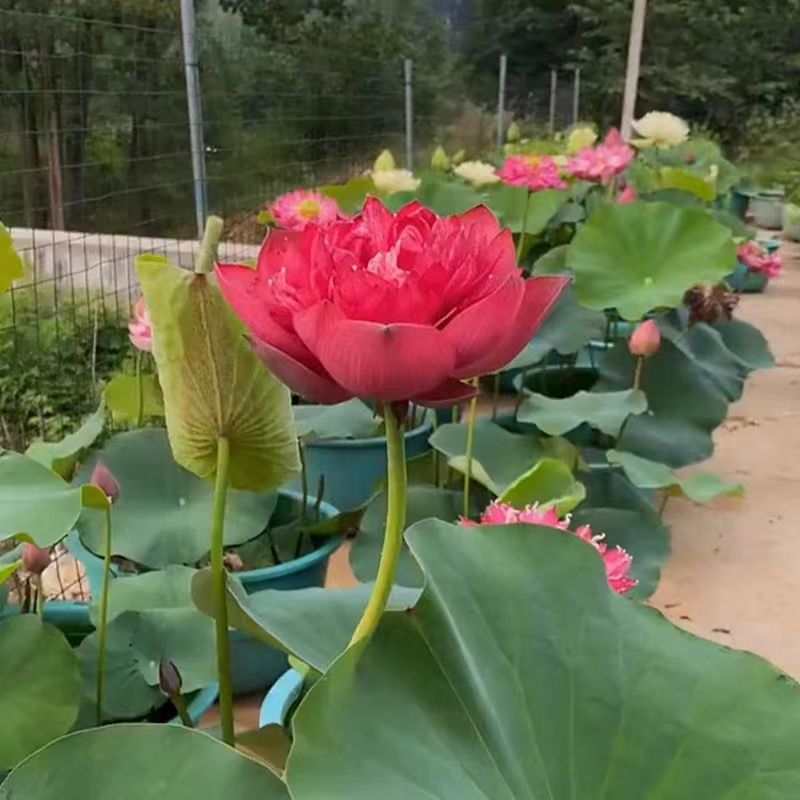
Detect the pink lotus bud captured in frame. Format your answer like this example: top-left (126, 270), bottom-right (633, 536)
top-left (22, 543), bottom-right (51, 575)
top-left (128, 297), bottom-right (152, 352)
top-left (617, 184), bottom-right (637, 204)
top-left (90, 460), bottom-right (120, 503)
top-left (628, 319), bottom-right (661, 358)
top-left (158, 658), bottom-right (183, 695)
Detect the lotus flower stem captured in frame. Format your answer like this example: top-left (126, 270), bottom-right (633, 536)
top-left (194, 215), bottom-right (224, 276)
top-left (633, 356), bottom-right (644, 390)
top-left (350, 405), bottom-right (407, 646)
top-left (209, 436), bottom-right (235, 746)
top-left (515, 190), bottom-right (531, 264)
top-left (96, 504), bottom-right (112, 726)
top-left (299, 443), bottom-right (308, 522)
top-left (170, 693), bottom-right (194, 729)
top-left (491, 372), bottom-right (501, 421)
top-left (34, 575), bottom-right (45, 616)
top-left (463, 378), bottom-right (480, 518)
top-left (134, 350), bottom-right (144, 428)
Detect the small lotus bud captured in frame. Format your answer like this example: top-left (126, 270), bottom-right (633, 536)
top-left (684, 152), bottom-right (696, 165)
top-left (373, 149), bottom-right (396, 173)
top-left (506, 121), bottom-right (521, 143)
top-left (617, 185), bottom-right (637, 205)
top-left (628, 319), bottom-right (661, 358)
top-left (22, 543), bottom-right (51, 576)
top-left (430, 145), bottom-right (450, 171)
top-left (158, 658), bottom-right (183, 696)
top-left (90, 460), bottom-right (120, 503)
top-left (566, 126), bottom-right (598, 154)
top-left (451, 149), bottom-right (466, 165)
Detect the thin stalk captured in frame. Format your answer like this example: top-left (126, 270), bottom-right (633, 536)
top-left (451, 403), bottom-right (460, 424)
top-left (633, 356), bottom-right (644, 390)
top-left (299, 443), bottom-right (308, 522)
top-left (431, 412), bottom-right (441, 488)
top-left (515, 190), bottom-right (531, 264)
top-left (194, 216), bottom-right (224, 276)
top-left (349, 406), bottom-right (407, 646)
top-left (96, 504), bottom-right (112, 726)
top-left (491, 372), bottom-right (501, 421)
top-left (658, 493), bottom-right (670, 518)
top-left (35, 575), bottom-right (45, 616)
top-left (134, 349), bottom-right (144, 428)
top-left (210, 437), bottom-right (234, 746)
top-left (463, 378), bottom-right (480, 518)
top-left (170, 693), bottom-right (195, 729)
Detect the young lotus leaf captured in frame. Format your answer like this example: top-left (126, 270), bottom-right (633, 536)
top-left (568, 202), bottom-right (736, 319)
top-left (517, 389), bottom-right (647, 437)
top-left (399, 176), bottom-right (485, 216)
top-left (0, 222), bottom-right (23, 295)
top-left (499, 457), bottom-right (586, 515)
top-left (287, 521), bottom-right (800, 800)
top-left (531, 243), bottom-right (569, 276)
top-left (0, 560), bottom-right (21, 586)
top-left (0, 725), bottom-right (288, 798)
top-left (319, 176), bottom-right (375, 214)
top-left (293, 399), bottom-right (378, 441)
top-left (136, 254), bottom-right (300, 492)
top-left (192, 570), bottom-right (419, 673)
top-left (0, 450), bottom-right (91, 547)
top-left (658, 166), bottom-right (716, 202)
top-left (607, 450), bottom-right (745, 503)
top-left (25, 406), bottom-right (106, 481)
top-left (74, 429), bottom-right (280, 568)
top-left (0, 616), bottom-right (81, 770)
top-left (488, 185), bottom-right (569, 234)
top-left (103, 373), bottom-right (164, 423)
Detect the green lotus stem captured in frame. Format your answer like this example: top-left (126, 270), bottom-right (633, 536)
top-left (491, 372), bottom-right (501, 421)
top-left (633, 356), bottom-right (644, 390)
top-left (451, 403), bottom-right (460, 424)
top-left (659, 493), bottom-right (670, 518)
top-left (515, 190), bottom-right (531, 264)
top-left (299, 443), bottom-right (308, 522)
top-left (210, 436), bottom-right (235, 746)
top-left (194, 216), bottom-right (224, 276)
top-left (463, 378), bottom-right (480, 518)
top-left (96, 504), bottom-right (112, 726)
top-left (35, 575), bottom-right (45, 616)
top-left (350, 405), bottom-right (406, 646)
top-left (134, 350), bottom-right (144, 428)
top-left (170, 693), bottom-right (195, 729)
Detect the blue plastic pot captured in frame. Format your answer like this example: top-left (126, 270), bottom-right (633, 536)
top-left (258, 668), bottom-right (304, 727)
top-left (298, 422), bottom-right (432, 511)
top-left (728, 188), bottom-right (751, 221)
top-left (67, 489), bottom-right (342, 696)
top-left (726, 262), bottom-right (768, 294)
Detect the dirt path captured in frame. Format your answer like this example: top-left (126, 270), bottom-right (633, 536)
top-left (650, 238), bottom-right (800, 678)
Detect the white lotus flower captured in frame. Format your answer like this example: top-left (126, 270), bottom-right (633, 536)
top-left (632, 111), bottom-right (690, 148)
top-left (454, 160), bottom-right (500, 187)
top-left (371, 168), bottom-right (421, 194)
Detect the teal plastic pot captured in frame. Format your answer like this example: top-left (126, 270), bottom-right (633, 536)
top-left (67, 489), bottom-right (342, 696)
top-left (726, 262), bottom-right (768, 294)
top-left (728, 188), bottom-right (750, 220)
top-left (259, 668), bottom-right (304, 727)
top-left (298, 421), bottom-right (432, 511)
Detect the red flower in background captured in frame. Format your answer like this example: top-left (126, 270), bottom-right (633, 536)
top-left (216, 198), bottom-right (568, 407)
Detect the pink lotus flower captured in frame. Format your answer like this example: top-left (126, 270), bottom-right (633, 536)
top-left (22, 543), bottom-right (51, 576)
top-left (568, 128), bottom-right (634, 182)
top-left (90, 460), bottom-right (120, 503)
top-left (617, 184), bottom-right (637, 204)
top-left (128, 297), bottom-right (152, 352)
top-left (270, 190), bottom-right (341, 232)
top-left (496, 155), bottom-right (568, 191)
top-left (737, 241), bottom-right (782, 278)
top-left (461, 501), bottom-right (636, 594)
top-left (216, 198), bottom-right (569, 407)
top-left (628, 319), bottom-right (661, 357)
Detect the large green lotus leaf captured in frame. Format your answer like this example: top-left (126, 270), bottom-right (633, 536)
top-left (349, 486), bottom-right (477, 587)
top-left (408, 177), bottom-right (485, 216)
top-left (293, 399), bottom-right (378, 441)
top-left (430, 421), bottom-right (577, 495)
top-left (74, 429), bottom-right (279, 568)
top-left (658, 166), bottom-right (716, 202)
top-left (192, 570), bottom-right (418, 673)
top-left (713, 318), bottom-right (775, 373)
top-left (517, 389), bottom-right (647, 437)
top-left (87, 567), bottom-right (216, 694)
top-left (0, 725), bottom-right (288, 798)
top-left (103, 373), bottom-right (164, 424)
top-left (487, 185), bottom-right (569, 234)
top-left (0, 450), bottom-right (88, 547)
top-left (0, 222), bottom-right (23, 295)
top-left (136, 254), bottom-right (300, 492)
top-left (319, 177), bottom-right (375, 214)
top-left (568, 202), bottom-right (736, 319)
top-left (607, 450), bottom-right (745, 504)
top-left (287, 520), bottom-right (800, 800)
top-left (596, 338), bottom-right (728, 467)
top-left (503, 285), bottom-right (607, 371)
top-left (499, 458), bottom-right (585, 516)
top-left (531, 243), bottom-right (570, 276)
top-left (0, 616), bottom-right (81, 770)
top-left (25, 406), bottom-right (106, 481)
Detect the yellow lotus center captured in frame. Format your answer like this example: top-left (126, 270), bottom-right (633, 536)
top-left (296, 199), bottom-right (322, 219)
top-left (523, 155), bottom-right (542, 168)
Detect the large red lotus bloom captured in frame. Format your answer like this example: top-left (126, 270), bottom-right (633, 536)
top-left (461, 501), bottom-right (636, 595)
top-left (216, 198), bottom-right (568, 407)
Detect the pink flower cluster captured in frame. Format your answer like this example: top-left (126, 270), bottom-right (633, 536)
top-left (270, 190), bottom-right (342, 232)
top-left (496, 155), bottom-right (567, 191)
top-left (568, 129), bottom-right (634, 183)
top-left (461, 501), bottom-right (637, 594)
top-left (737, 241), bottom-right (782, 278)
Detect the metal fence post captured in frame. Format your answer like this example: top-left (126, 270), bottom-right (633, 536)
top-left (548, 68), bottom-right (558, 132)
top-left (180, 0), bottom-right (208, 238)
top-left (404, 58), bottom-right (414, 169)
top-left (496, 53), bottom-right (507, 150)
top-left (572, 67), bottom-right (581, 125)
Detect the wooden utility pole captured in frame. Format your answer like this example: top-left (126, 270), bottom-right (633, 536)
top-left (620, 0), bottom-right (648, 139)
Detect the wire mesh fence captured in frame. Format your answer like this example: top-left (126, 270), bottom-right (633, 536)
top-left (0, 1), bottom-right (581, 451)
